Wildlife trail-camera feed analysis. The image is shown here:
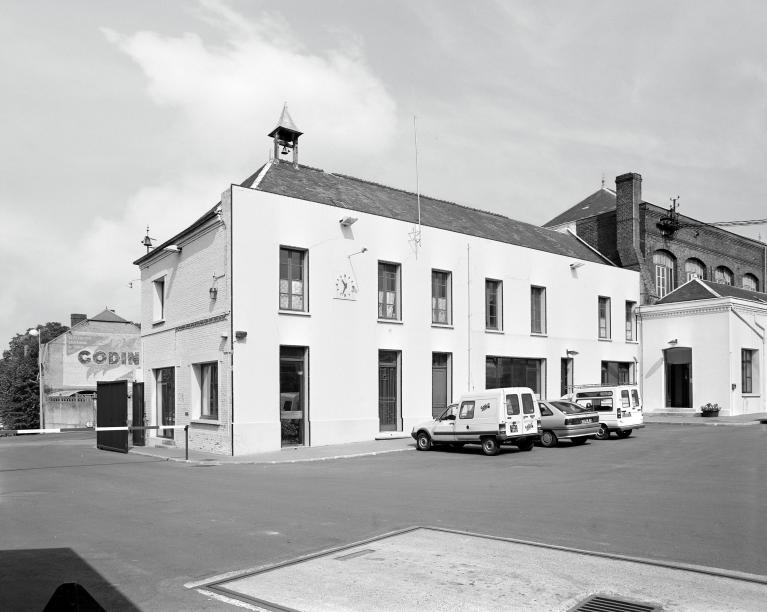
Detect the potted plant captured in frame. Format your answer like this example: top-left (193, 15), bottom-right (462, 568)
top-left (700, 403), bottom-right (721, 417)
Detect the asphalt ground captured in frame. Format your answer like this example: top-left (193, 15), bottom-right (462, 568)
top-left (1, 422), bottom-right (766, 610)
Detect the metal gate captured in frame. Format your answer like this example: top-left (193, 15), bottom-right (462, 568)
top-left (96, 380), bottom-right (129, 453)
top-left (132, 382), bottom-right (145, 446)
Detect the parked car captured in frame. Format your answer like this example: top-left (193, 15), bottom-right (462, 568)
top-left (562, 384), bottom-right (644, 440)
top-left (411, 387), bottom-right (541, 456)
top-left (537, 400), bottom-right (600, 447)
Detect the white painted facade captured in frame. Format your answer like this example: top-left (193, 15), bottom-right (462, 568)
top-left (639, 297), bottom-right (767, 416)
top-left (226, 184), bottom-right (640, 454)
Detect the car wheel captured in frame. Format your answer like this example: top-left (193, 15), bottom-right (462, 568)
top-left (595, 425), bottom-right (609, 440)
top-left (416, 432), bottom-right (432, 451)
top-left (570, 436), bottom-right (588, 445)
top-left (617, 430), bottom-right (633, 439)
top-left (481, 437), bottom-right (499, 456)
top-left (540, 430), bottom-right (557, 448)
top-left (516, 438), bottom-right (534, 452)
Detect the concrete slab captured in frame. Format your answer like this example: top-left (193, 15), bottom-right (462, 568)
top-left (194, 528), bottom-right (767, 611)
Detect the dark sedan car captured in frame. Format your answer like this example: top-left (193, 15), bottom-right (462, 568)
top-left (537, 400), bottom-right (600, 447)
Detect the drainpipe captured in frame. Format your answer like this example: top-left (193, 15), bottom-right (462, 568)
top-left (753, 319), bottom-right (766, 414)
top-left (467, 243), bottom-right (471, 391)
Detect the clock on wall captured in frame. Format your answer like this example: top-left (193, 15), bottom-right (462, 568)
top-left (335, 273), bottom-right (358, 299)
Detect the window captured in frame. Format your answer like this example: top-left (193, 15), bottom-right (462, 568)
top-left (279, 247), bottom-right (307, 311)
top-left (485, 279), bottom-right (503, 330)
top-left (685, 258), bottom-right (705, 282)
top-left (743, 274), bottom-right (759, 292)
top-left (531, 286), bottom-right (546, 334)
top-left (598, 297), bottom-right (611, 339)
top-left (486, 357), bottom-right (544, 396)
top-left (625, 301), bottom-right (636, 341)
top-left (506, 395), bottom-right (520, 415)
top-left (742, 349), bottom-right (756, 394)
top-left (620, 390), bottom-right (631, 408)
top-left (431, 270), bottom-right (452, 324)
top-left (152, 277), bottom-right (165, 321)
top-left (193, 362), bottom-right (218, 419)
top-left (459, 401), bottom-right (475, 419)
top-left (538, 402), bottom-right (553, 417)
top-left (714, 266), bottom-right (733, 285)
top-left (378, 262), bottom-right (401, 320)
top-left (653, 251), bottom-right (676, 298)
top-left (521, 394), bottom-right (535, 414)
top-left (601, 361), bottom-right (634, 384)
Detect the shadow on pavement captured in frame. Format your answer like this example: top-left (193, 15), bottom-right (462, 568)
top-left (0, 548), bottom-right (139, 611)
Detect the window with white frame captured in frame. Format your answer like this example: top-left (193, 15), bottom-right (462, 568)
top-left (598, 296), bottom-right (611, 339)
top-left (742, 349), bottom-right (758, 394)
top-left (653, 251), bottom-right (676, 298)
top-left (378, 261), bottom-right (401, 320)
top-left (279, 247), bottom-right (307, 311)
top-left (431, 270), bottom-right (452, 325)
top-left (743, 274), bottom-right (759, 292)
top-left (685, 258), bottom-right (705, 282)
top-left (714, 266), bottom-right (733, 285)
top-left (530, 286), bottom-right (546, 334)
top-left (193, 362), bottom-right (218, 419)
top-left (152, 277), bottom-right (165, 322)
top-left (485, 279), bottom-right (503, 331)
top-left (625, 301), bottom-right (637, 341)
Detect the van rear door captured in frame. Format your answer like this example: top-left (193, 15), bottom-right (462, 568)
top-left (504, 393), bottom-right (524, 438)
top-left (521, 392), bottom-right (539, 435)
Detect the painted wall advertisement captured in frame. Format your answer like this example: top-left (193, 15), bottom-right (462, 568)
top-left (63, 333), bottom-right (140, 385)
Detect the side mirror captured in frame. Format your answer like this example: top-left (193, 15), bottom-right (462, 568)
top-left (446, 414), bottom-right (456, 421)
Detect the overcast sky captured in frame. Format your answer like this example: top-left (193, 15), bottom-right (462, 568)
top-left (2, 0), bottom-right (767, 349)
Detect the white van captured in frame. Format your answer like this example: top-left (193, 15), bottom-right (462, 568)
top-left (562, 384), bottom-right (644, 440)
top-left (411, 387), bottom-right (542, 456)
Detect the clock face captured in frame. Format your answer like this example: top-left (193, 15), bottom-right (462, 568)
top-left (335, 273), bottom-right (357, 298)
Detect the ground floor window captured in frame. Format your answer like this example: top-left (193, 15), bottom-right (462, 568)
top-left (601, 361), bottom-right (634, 385)
top-left (193, 362), bottom-right (218, 419)
top-left (280, 346), bottom-right (307, 447)
top-left (155, 367), bottom-right (175, 439)
top-left (486, 357), bottom-right (544, 397)
top-left (742, 349), bottom-right (758, 394)
top-left (560, 358), bottom-right (573, 397)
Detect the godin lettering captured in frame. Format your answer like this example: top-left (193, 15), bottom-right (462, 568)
top-left (78, 350), bottom-right (140, 366)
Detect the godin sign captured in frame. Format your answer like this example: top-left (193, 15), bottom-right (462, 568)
top-left (63, 333), bottom-right (141, 383)
top-left (77, 350), bottom-right (140, 365)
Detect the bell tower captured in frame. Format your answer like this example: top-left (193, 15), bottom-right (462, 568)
top-left (268, 103), bottom-right (302, 168)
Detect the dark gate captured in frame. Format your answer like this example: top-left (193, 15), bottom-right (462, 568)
top-left (96, 380), bottom-right (129, 453)
top-left (132, 382), bottom-right (145, 446)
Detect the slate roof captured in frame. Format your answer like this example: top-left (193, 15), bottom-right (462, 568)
top-left (254, 162), bottom-right (611, 264)
top-left (90, 309), bottom-right (131, 323)
top-left (544, 187), bottom-right (620, 227)
top-left (656, 278), bottom-right (767, 305)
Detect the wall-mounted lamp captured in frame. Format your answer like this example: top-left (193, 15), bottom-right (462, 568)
top-left (349, 247), bottom-right (368, 258)
top-left (235, 330), bottom-right (247, 341)
top-left (566, 349), bottom-right (579, 356)
top-left (209, 272), bottom-right (225, 300)
top-left (340, 216), bottom-right (358, 227)
top-left (570, 262), bottom-right (585, 270)
top-left (668, 338), bottom-right (678, 345)
top-left (209, 287), bottom-right (218, 300)
top-left (163, 245), bottom-right (182, 253)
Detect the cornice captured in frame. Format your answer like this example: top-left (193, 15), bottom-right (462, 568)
top-left (639, 303), bottom-right (731, 320)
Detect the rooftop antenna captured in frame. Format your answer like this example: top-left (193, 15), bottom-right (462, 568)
top-left (601, 173), bottom-right (605, 189)
top-left (409, 114), bottom-right (422, 257)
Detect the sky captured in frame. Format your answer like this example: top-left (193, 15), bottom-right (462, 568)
top-left (2, 0), bottom-right (767, 349)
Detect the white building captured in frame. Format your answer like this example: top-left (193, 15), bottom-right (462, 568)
top-left (134, 109), bottom-right (641, 455)
top-left (639, 278), bottom-right (767, 416)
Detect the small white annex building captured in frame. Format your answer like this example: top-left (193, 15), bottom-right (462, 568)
top-left (134, 108), bottom-right (640, 455)
top-left (639, 278), bottom-right (767, 416)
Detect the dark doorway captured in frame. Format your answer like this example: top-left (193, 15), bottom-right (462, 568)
top-left (665, 347), bottom-right (692, 408)
top-left (156, 367), bottom-right (175, 440)
top-left (431, 353), bottom-right (451, 418)
top-left (280, 346), bottom-right (307, 447)
top-left (132, 382), bottom-right (145, 446)
top-left (378, 350), bottom-right (400, 431)
top-left (96, 380), bottom-right (128, 453)
top-left (561, 358), bottom-right (573, 397)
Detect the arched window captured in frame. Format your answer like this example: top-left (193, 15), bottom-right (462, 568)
top-left (653, 250), bottom-right (676, 298)
top-left (714, 266), bottom-right (734, 285)
top-left (743, 273), bottom-right (759, 292)
top-left (684, 258), bottom-right (706, 282)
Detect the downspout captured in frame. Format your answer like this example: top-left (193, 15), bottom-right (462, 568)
top-left (754, 319), bottom-right (766, 414)
top-left (467, 243), bottom-right (471, 391)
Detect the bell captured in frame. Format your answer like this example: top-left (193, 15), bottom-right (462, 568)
top-left (281, 145), bottom-right (290, 155)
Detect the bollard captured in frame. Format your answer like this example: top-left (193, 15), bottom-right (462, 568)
top-left (185, 425), bottom-right (189, 461)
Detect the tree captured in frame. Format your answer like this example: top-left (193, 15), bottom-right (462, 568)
top-left (0, 322), bottom-right (68, 430)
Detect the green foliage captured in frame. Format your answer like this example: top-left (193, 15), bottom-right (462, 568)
top-left (0, 322), bottom-right (69, 430)
top-left (700, 402), bottom-right (721, 414)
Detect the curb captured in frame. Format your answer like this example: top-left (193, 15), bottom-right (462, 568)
top-left (645, 420), bottom-right (761, 428)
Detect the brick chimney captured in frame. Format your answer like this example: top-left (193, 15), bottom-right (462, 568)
top-left (615, 172), bottom-right (642, 269)
top-left (70, 313), bottom-right (87, 328)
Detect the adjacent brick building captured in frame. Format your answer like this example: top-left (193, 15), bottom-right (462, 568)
top-left (545, 173), bottom-right (767, 305)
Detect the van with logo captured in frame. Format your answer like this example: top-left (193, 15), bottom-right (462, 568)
top-left (411, 387), bottom-right (542, 456)
top-left (562, 384), bottom-right (644, 440)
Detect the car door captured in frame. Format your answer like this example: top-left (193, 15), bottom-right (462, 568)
top-left (454, 400), bottom-right (477, 442)
top-left (431, 404), bottom-right (457, 443)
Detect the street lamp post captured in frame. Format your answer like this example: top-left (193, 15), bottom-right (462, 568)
top-left (27, 328), bottom-right (44, 428)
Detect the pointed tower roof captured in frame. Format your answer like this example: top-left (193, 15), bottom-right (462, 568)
top-left (268, 103), bottom-right (302, 138)
top-left (89, 309), bottom-right (130, 323)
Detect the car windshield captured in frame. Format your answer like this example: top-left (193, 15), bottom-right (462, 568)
top-left (439, 404), bottom-right (458, 420)
top-left (551, 400), bottom-right (589, 414)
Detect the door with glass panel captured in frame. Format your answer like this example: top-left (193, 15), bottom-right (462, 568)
top-left (280, 347), bottom-right (307, 446)
top-left (378, 350), bottom-right (400, 431)
top-left (156, 367), bottom-right (175, 440)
